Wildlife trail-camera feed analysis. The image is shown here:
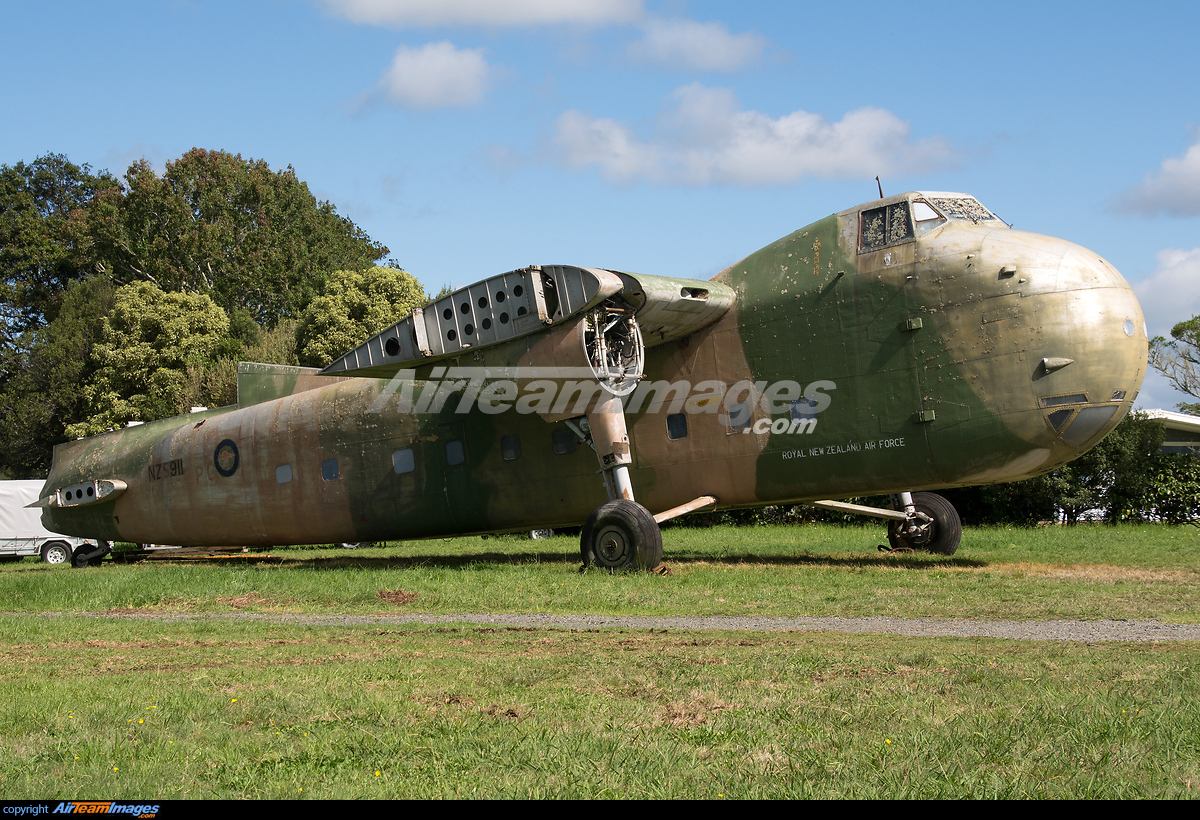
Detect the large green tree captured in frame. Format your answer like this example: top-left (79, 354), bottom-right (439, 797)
top-left (1149, 317), bottom-right (1200, 413)
top-left (941, 412), bottom-right (1170, 524)
top-left (0, 276), bottom-right (117, 477)
top-left (65, 281), bottom-right (230, 438)
top-left (0, 154), bottom-right (118, 353)
top-left (86, 149), bottom-right (388, 325)
top-left (295, 266), bottom-right (426, 367)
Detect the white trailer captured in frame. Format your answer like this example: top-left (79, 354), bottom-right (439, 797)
top-left (0, 480), bottom-right (96, 564)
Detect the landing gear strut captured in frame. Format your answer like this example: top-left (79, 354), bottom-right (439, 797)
top-left (576, 305), bottom-right (662, 570)
top-left (808, 492), bottom-right (962, 556)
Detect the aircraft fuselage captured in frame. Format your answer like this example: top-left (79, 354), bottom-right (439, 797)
top-left (41, 192), bottom-right (1147, 546)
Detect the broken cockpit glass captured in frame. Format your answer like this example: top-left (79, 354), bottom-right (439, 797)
top-left (859, 201), bottom-right (914, 252)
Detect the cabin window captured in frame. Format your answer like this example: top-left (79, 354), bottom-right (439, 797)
top-left (666, 413), bottom-right (688, 440)
top-left (321, 458), bottom-right (339, 481)
top-left (860, 201), bottom-right (913, 252)
top-left (445, 439), bottom-right (466, 467)
top-left (275, 464), bottom-right (292, 484)
top-left (502, 435), bottom-right (521, 461)
top-left (552, 428), bottom-right (577, 455)
top-left (393, 448), bottom-right (415, 474)
top-left (726, 401), bottom-right (753, 430)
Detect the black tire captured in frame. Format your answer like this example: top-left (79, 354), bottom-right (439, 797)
top-left (41, 541), bottom-right (73, 565)
top-left (72, 540), bottom-right (110, 569)
top-left (580, 499), bottom-right (663, 570)
top-left (887, 492), bottom-right (962, 556)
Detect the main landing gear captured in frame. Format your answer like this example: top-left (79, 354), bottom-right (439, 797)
top-left (581, 499), bottom-right (663, 570)
top-left (808, 491), bottom-right (962, 556)
top-left (885, 492), bottom-right (962, 555)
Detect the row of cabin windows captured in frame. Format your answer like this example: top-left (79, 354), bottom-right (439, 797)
top-left (271, 413), bottom-right (691, 483)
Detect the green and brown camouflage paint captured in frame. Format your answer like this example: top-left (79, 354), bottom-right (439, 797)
top-left (41, 193), bottom-right (1147, 546)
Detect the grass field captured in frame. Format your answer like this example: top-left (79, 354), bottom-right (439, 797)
top-left (0, 523), bottom-right (1197, 798)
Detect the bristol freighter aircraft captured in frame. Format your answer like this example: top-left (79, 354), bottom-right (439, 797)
top-left (36, 192), bottom-right (1147, 569)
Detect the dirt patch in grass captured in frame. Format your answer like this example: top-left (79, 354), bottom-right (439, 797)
top-left (655, 690), bottom-right (738, 726)
top-left (215, 592), bottom-right (278, 609)
top-left (378, 589), bottom-right (418, 606)
top-left (964, 563), bottom-right (1194, 583)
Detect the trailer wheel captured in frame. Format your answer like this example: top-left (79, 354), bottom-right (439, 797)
top-left (41, 541), bottom-right (73, 565)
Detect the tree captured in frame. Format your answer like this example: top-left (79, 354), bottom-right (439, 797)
top-left (0, 154), bottom-right (118, 354)
top-left (295, 266), bottom-right (426, 367)
top-left (942, 412), bottom-right (1169, 524)
top-left (86, 149), bottom-right (388, 326)
top-left (65, 281), bottom-right (230, 438)
top-left (1149, 317), bottom-right (1200, 413)
top-left (0, 275), bottom-right (117, 477)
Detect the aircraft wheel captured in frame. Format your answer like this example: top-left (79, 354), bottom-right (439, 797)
top-left (41, 541), bottom-right (73, 565)
top-left (886, 492), bottom-right (961, 556)
top-left (581, 500), bottom-right (663, 571)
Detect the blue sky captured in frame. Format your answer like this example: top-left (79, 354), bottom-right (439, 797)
top-left (4, 0), bottom-right (1199, 409)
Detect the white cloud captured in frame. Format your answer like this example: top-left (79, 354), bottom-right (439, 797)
top-left (1133, 248), bottom-right (1200, 337)
top-left (627, 19), bottom-right (766, 72)
top-left (1115, 138), bottom-right (1200, 215)
top-left (320, 0), bottom-right (642, 28)
top-left (553, 84), bottom-right (955, 186)
top-left (377, 42), bottom-right (490, 108)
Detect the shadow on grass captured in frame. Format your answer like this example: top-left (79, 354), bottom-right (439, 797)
top-left (129, 549), bottom-right (989, 571)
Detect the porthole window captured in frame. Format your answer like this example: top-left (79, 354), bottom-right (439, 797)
top-left (667, 413), bottom-right (688, 440)
top-left (726, 402), bottom-right (752, 430)
top-left (445, 439), bottom-right (465, 466)
top-left (321, 458), bottom-right (339, 481)
top-left (502, 434), bottom-right (521, 461)
top-left (393, 448), bottom-right (415, 474)
top-left (276, 464), bottom-right (292, 484)
top-left (552, 428), bottom-right (577, 455)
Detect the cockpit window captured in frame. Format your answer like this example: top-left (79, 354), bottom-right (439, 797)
top-left (859, 201), bottom-right (913, 252)
top-left (926, 196), bottom-right (1001, 224)
top-left (912, 200), bottom-right (946, 236)
top-left (913, 201), bottom-right (941, 222)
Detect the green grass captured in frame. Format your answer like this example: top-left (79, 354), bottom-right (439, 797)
top-left (1, 523), bottom-right (1198, 798)
top-left (0, 523), bottom-right (1196, 621)
top-left (1, 617), bottom-right (1197, 798)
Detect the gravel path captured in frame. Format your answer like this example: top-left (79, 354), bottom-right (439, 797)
top-left (27, 611), bottom-right (1200, 642)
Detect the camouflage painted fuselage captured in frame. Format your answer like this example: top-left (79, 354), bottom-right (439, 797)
top-left (43, 193), bottom-right (1147, 545)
